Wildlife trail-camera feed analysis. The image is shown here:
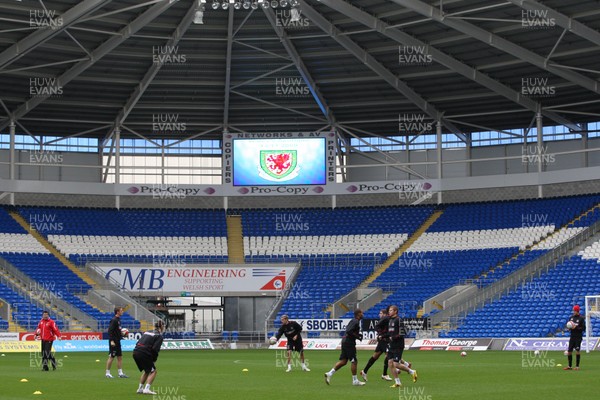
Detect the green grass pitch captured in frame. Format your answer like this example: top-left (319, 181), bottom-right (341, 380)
top-left (0, 349), bottom-right (597, 400)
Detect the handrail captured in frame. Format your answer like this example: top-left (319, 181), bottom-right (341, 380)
top-left (0, 258), bottom-right (97, 330)
top-left (432, 219), bottom-right (600, 326)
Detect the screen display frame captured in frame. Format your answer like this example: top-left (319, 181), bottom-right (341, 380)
top-left (231, 137), bottom-right (327, 186)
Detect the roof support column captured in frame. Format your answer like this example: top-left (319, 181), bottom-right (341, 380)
top-left (436, 119), bottom-right (443, 205)
top-left (9, 119), bottom-right (16, 205)
top-left (536, 105), bottom-right (543, 198)
top-left (114, 126), bottom-right (121, 209)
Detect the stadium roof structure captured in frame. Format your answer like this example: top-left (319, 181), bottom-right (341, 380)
top-left (0, 0), bottom-right (599, 145)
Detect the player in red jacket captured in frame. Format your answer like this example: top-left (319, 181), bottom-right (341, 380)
top-left (35, 311), bottom-right (61, 371)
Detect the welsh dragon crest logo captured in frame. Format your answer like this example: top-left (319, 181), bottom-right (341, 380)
top-left (258, 150), bottom-right (300, 182)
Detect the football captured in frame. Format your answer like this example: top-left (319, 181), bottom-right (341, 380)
top-left (269, 336), bottom-right (277, 345)
top-left (566, 321), bottom-right (575, 329)
top-left (121, 328), bottom-right (129, 337)
top-left (460, 351), bottom-right (467, 357)
top-left (534, 350), bottom-right (540, 356)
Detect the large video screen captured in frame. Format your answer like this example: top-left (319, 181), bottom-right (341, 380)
top-left (233, 137), bottom-right (327, 186)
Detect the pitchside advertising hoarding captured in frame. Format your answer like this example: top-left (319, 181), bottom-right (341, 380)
top-left (294, 318), bottom-right (429, 334)
top-left (410, 338), bottom-right (493, 351)
top-left (269, 338), bottom-right (340, 350)
top-left (95, 264), bottom-right (295, 295)
top-left (0, 340), bottom-right (214, 353)
top-left (20, 332), bottom-right (103, 341)
top-left (503, 338), bottom-right (600, 351)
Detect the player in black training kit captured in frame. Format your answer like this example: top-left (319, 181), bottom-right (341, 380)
top-left (360, 308), bottom-right (392, 381)
top-left (275, 315), bottom-right (310, 372)
top-left (105, 306), bottom-right (128, 378)
top-left (386, 305), bottom-right (417, 388)
top-left (565, 304), bottom-right (586, 370)
top-left (324, 309), bottom-right (365, 386)
top-left (133, 320), bottom-right (165, 395)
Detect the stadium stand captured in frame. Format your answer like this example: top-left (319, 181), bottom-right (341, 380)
top-left (240, 206), bottom-right (435, 321)
top-left (1, 195), bottom-right (599, 337)
top-left (0, 253), bottom-right (139, 330)
top-left (351, 195), bottom-right (600, 326)
top-left (444, 251), bottom-right (600, 338)
top-left (443, 207), bottom-right (600, 338)
top-left (0, 282), bottom-right (62, 331)
top-left (11, 207), bottom-right (229, 265)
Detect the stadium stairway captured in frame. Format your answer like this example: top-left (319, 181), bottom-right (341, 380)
top-left (325, 210), bottom-right (443, 317)
top-left (360, 209), bottom-right (444, 288)
top-left (434, 200), bottom-right (600, 336)
top-left (1, 264), bottom-right (91, 332)
top-left (137, 318), bottom-right (154, 332)
top-left (571, 202), bottom-right (600, 226)
top-left (7, 320), bottom-right (25, 333)
top-left (8, 210), bottom-right (96, 286)
top-left (227, 215), bottom-right (245, 264)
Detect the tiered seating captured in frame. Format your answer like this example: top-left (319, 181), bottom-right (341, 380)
top-left (569, 206), bottom-right (600, 228)
top-left (242, 206), bottom-right (434, 261)
top-left (245, 234), bottom-right (400, 258)
top-left (17, 207), bottom-right (227, 236)
top-left (1, 253), bottom-right (138, 330)
top-left (0, 209), bottom-right (54, 329)
top-left (444, 251), bottom-right (600, 338)
top-left (14, 207), bottom-right (229, 264)
top-left (53, 235), bottom-right (227, 258)
top-left (277, 260), bottom-right (374, 320)
top-left (0, 282), bottom-right (63, 331)
top-left (0, 233), bottom-right (50, 254)
top-left (363, 248), bottom-right (517, 319)
top-left (357, 195), bottom-right (600, 321)
top-left (241, 206), bottom-right (435, 319)
top-left (0, 208), bottom-right (27, 233)
top-left (429, 196), bottom-right (598, 232)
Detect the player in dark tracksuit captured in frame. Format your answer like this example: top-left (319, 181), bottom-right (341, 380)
top-left (105, 306), bottom-right (128, 378)
top-left (275, 315), bottom-right (310, 372)
top-left (386, 305), bottom-right (417, 387)
top-left (324, 309), bottom-right (365, 386)
top-left (133, 320), bottom-right (165, 395)
top-left (565, 304), bottom-right (586, 370)
top-left (360, 308), bottom-right (391, 381)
